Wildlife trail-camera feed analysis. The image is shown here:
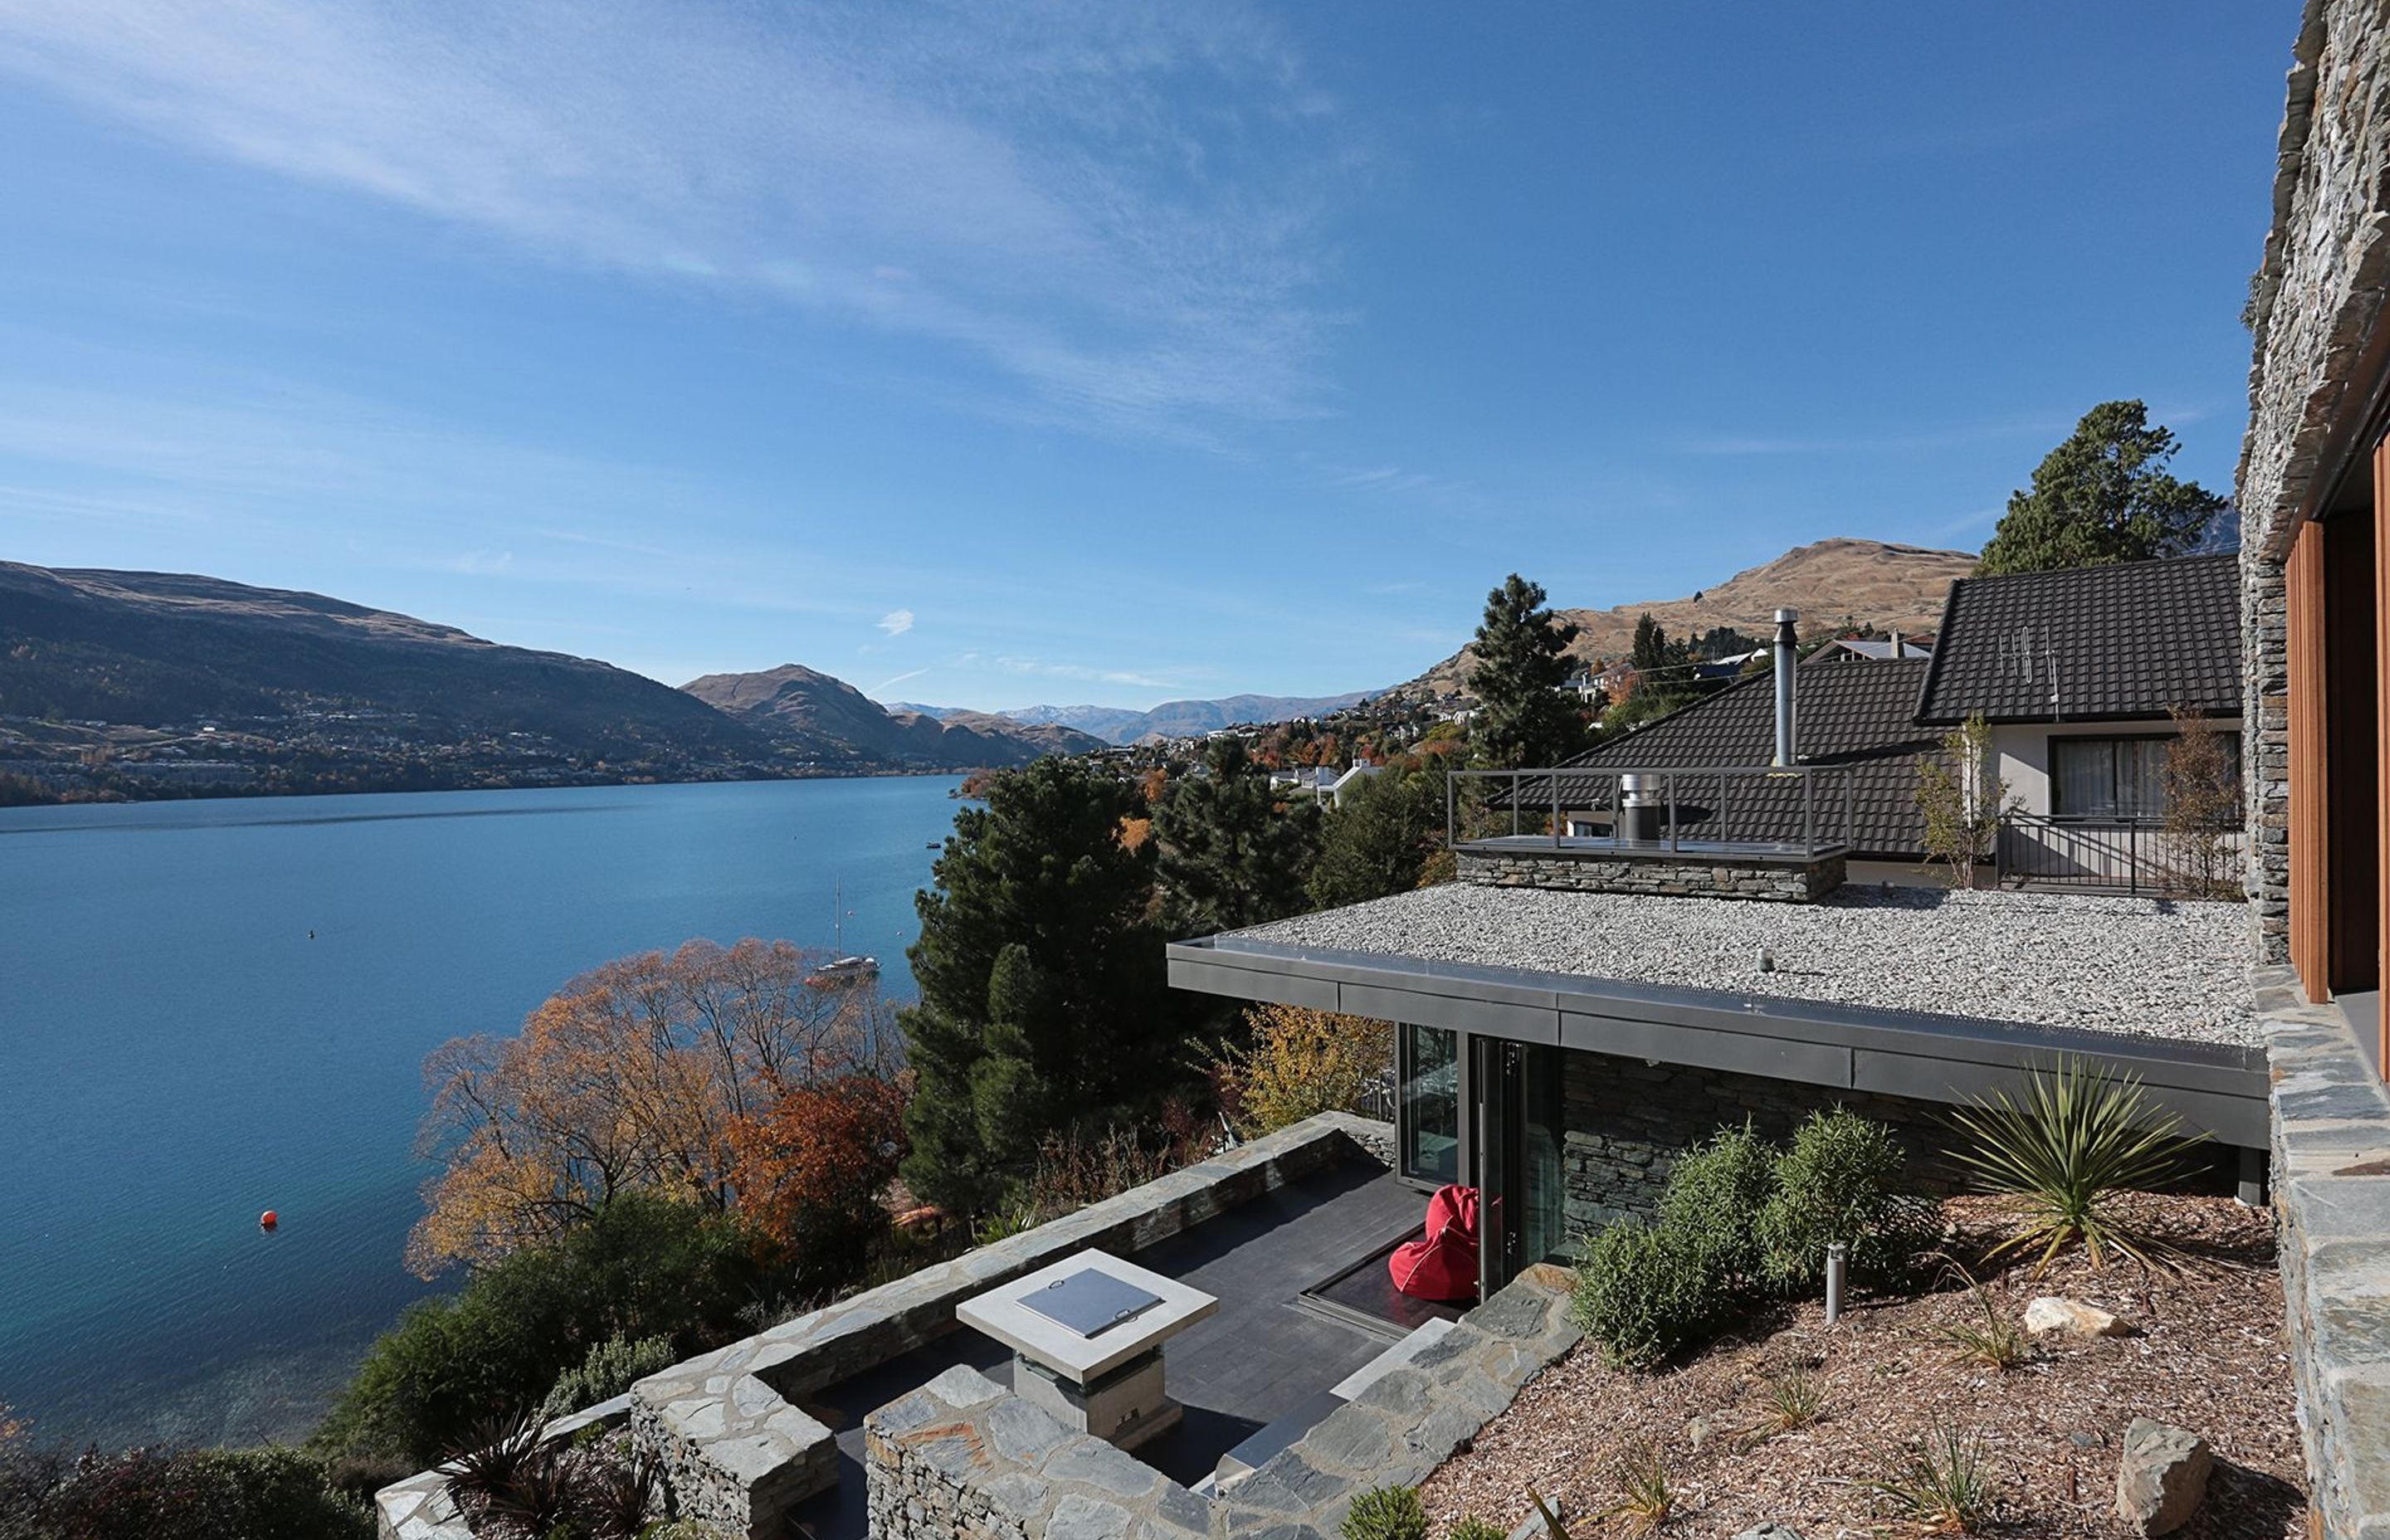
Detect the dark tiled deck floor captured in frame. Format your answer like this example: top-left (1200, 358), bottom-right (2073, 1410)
top-left (787, 1157), bottom-right (1429, 1540)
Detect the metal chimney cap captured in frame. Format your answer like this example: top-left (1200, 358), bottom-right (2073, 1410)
top-left (1774, 607), bottom-right (1800, 624)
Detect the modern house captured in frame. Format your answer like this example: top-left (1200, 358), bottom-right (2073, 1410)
top-left (1538, 553), bottom-right (2241, 875)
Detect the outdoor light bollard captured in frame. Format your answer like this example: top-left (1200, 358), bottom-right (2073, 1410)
top-left (1823, 1242), bottom-right (1847, 1325)
top-left (1757, 946), bottom-right (1776, 974)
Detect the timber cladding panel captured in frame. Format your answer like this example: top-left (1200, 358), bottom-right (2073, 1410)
top-left (2290, 520), bottom-right (2330, 1001)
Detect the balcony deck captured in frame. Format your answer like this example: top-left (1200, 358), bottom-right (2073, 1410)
top-left (784, 1160), bottom-right (1434, 1540)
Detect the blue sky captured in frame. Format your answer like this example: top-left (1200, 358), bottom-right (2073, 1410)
top-left (0, 2), bottom-right (2290, 709)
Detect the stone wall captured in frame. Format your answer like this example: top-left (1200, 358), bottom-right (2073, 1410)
top-left (1457, 849), bottom-right (1846, 903)
top-left (865, 1366), bottom-right (1212, 1540)
top-left (864, 1270), bottom-right (1578, 1540)
top-left (2236, 0), bottom-right (2390, 963)
top-left (2256, 966), bottom-right (2390, 1538)
top-left (627, 1113), bottom-right (1387, 1538)
top-left (1558, 1048), bottom-right (1961, 1235)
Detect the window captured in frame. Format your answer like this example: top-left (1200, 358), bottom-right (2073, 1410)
top-left (1399, 1023), bottom-right (1460, 1184)
top-left (2051, 733), bottom-right (2241, 821)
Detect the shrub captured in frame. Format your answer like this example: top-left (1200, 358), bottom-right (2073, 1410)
top-left (1342, 1485), bottom-right (1431, 1540)
top-left (0, 1445), bottom-right (373, 1540)
top-left (1655, 1119), bottom-right (1773, 1285)
top-left (315, 1192), bottom-right (761, 1467)
top-left (540, 1331), bottom-right (680, 1420)
top-left (1570, 1220), bottom-right (1720, 1369)
top-left (1447, 1519), bottom-right (1508, 1540)
top-left (1756, 1109), bottom-right (1939, 1290)
top-left (1944, 1055), bottom-right (2200, 1273)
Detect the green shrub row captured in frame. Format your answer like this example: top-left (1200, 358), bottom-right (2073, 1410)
top-left (1572, 1109), bottom-right (1939, 1368)
top-left (0, 1445), bottom-right (373, 1540)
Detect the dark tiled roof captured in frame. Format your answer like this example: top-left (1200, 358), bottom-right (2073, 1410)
top-left (1914, 554), bottom-right (2241, 725)
top-left (1515, 657), bottom-right (1940, 858)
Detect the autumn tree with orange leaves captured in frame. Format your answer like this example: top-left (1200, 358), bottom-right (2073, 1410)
top-left (407, 937), bottom-right (900, 1276)
top-left (726, 1073), bottom-right (911, 1285)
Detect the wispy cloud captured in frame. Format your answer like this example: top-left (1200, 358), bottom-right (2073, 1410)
top-left (0, 1), bottom-right (1357, 436)
top-left (445, 549), bottom-right (515, 576)
top-left (1673, 415), bottom-right (2068, 457)
top-left (996, 655), bottom-right (1179, 690)
top-left (877, 607), bottom-right (916, 637)
top-left (1330, 464), bottom-right (1464, 498)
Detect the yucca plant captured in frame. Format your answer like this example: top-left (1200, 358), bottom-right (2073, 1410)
top-left (1944, 1055), bottom-right (2200, 1272)
top-left (1525, 1486), bottom-right (1573, 1539)
top-left (1594, 1444), bottom-right (1673, 1536)
top-left (1861, 1420), bottom-right (1996, 1533)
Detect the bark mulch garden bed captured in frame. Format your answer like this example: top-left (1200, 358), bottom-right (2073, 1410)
top-left (1420, 1194), bottom-right (2305, 1539)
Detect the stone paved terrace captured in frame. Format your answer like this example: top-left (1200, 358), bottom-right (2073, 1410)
top-left (1235, 882), bottom-right (2259, 1048)
top-left (782, 1158), bottom-right (1429, 1540)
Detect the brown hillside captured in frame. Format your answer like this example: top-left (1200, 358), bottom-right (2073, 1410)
top-left (1407, 538), bottom-right (1974, 696)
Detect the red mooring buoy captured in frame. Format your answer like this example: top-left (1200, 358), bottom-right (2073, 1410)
top-left (260, 1210), bottom-right (279, 1231)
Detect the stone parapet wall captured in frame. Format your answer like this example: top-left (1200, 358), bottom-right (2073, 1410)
top-left (1211, 1266), bottom-right (1580, 1539)
top-left (861, 1267), bottom-right (1578, 1540)
top-left (627, 1113), bottom-right (1388, 1538)
top-left (865, 1366), bottom-right (1212, 1540)
top-left (2236, 0), bottom-right (2390, 962)
top-left (1457, 849), bottom-right (1845, 903)
top-left (2256, 966), bottom-right (2390, 1538)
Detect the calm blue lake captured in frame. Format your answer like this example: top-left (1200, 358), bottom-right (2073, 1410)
top-left (0, 776), bottom-right (962, 1451)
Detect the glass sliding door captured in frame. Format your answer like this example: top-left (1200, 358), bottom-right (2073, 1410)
top-left (1399, 1023), bottom-right (1460, 1185)
top-left (1473, 1037), bottom-right (1565, 1296)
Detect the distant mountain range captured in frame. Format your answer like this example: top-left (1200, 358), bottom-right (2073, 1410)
top-left (683, 665), bottom-right (1107, 766)
top-left (0, 562), bottom-right (758, 760)
top-left (0, 563), bottom-right (1100, 797)
top-left (1399, 539), bottom-right (1976, 697)
top-left (896, 691), bottom-right (1379, 745)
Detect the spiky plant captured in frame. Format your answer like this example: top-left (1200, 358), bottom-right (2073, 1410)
top-left (1447, 1519), bottom-right (1508, 1540)
top-left (1749, 1362), bottom-right (1823, 1441)
top-left (1595, 1444), bottom-right (1673, 1536)
top-left (1861, 1421), bottom-right (1997, 1533)
top-left (582, 1443), bottom-right (665, 1540)
top-left (439, 1408), bottom-right (550, 1518)
top-left (1932, 1262), bottom-right (2030, 1370)
top-left (1525, 1486), bottom-right (1573, 1539)
top-left (1944, 1055), bottom-right (2200, 1272)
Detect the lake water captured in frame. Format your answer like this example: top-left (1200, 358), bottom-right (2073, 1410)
top-left (0, 776), bottom-right (963, 1450)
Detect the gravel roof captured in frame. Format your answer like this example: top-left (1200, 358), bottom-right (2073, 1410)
top-left (1231, 881), bottom-right (2258, 1048)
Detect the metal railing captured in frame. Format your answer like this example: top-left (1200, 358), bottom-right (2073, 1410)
top-left (1994, 812), bottom-right (2246, 898)
top-left (1445, 763), bottom-right (1856, 857)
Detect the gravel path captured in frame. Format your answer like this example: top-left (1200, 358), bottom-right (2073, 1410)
top-left (1232, 882), bottom-right (2258, 1047)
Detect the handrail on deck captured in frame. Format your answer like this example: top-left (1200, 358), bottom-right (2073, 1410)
top-left (1444, 763), bottom-right (1856, 858)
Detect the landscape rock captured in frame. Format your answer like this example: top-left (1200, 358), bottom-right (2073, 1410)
top-left (2114, 1418), bottom-right (2212, 1536)
top-left (1729, 1525), bottom-right (1807, 1540)
top-left (2025, 1296), bottom-right (2129, 1338)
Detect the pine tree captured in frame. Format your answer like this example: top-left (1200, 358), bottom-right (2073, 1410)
top-left (1307, 764), bottom-right (1447, 908)
top-left (898, 758), bottom-right (1185, 1213)
top-left (1153, 737), bottom-right (1323, 935)
top-left (1975, 401), bottom-right (2229, 577)
top-left (1468, 573), bottom-right (1588, 768)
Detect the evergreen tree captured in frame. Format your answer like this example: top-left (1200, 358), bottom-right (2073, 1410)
top-left (899, 758), bottom-right (1183, 1213)
top-left (1975, 400), bottom-right (2230, 577)
top-left (1467, 573), bottom-right (1588, 768)
top-left (1154, 737), bottom-right (1323, 935)
top-left (1308, 765), bottom-right (1447, 909)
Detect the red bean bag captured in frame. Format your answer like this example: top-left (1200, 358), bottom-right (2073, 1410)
top-left (1389, 1184), bottom-right (1479, 1301)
